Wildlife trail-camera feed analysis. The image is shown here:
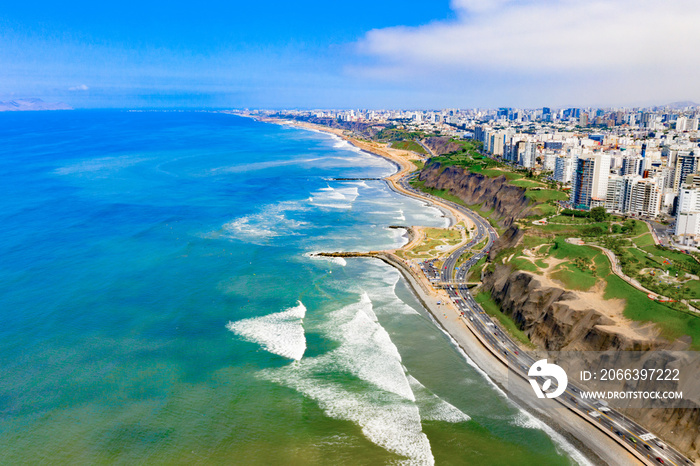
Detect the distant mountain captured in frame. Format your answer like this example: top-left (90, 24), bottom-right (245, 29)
top-left (0, 98), bottom-right (72, 111)
top-left (663, 100), bottom-right (699, 110)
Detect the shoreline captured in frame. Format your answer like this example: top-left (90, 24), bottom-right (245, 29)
top-left (247, 114), bottom-right (645, 466)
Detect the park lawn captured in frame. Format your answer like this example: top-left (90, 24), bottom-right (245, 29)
top-left (533, 223), bottom-right (586, 234)
top-left (480, 169), bottom-right (522, 180)
top-left (533, 221), bottom-right (608, 235)
top-left (393, 140), bottom-right (427, 154)
top-left (424, 227), bottom-right (461, 242)
top-left (525, 189), bottom-right (568, 203)
top-left (475, 292), bottom-right (534, 347)
top-left (550, 263), bottom-right (597, 291)
top-left (522, 234), bottom-right (550, 249)
top-left (562, 239), bottom-right (700, 348)
top-left (603, 274), bottom-right (700, 349)
top-left (631, 220), bottom-right (650, 236)
top-left (626, 246), bottom-right (661, 270)
top-left (642, 245), bottom-right (699, 268)
top-left (684, 279), bottom-right (700, 299)
top-left (632, 233), bottom-right (655, 248)
top-left (550, 237), bottom-right (600, 261)
top-left (510, 257), bottom-right (539, 273)
top-left (533, 203), bottom-right (557, 217)
top-left (510, 179), bottom-right (546, 188)
top-left (548, 215), bottom-right (592, 224)
top-left (407, 239), bottom-right (445, 257)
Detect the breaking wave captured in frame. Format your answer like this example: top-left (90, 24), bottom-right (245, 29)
top-left (216, 201), bottom-right (308, 243)
top-left (260, 293), bottom-right (435, 464)
top-left (226, 301), bottom-right (307, 361)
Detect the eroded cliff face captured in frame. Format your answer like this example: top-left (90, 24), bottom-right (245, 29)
top-left (482, 263), bottom-right (660, 352)
top-left (481, 260), bottom-right (700, 458)
top-left (419, 163), bottom-right (532, 226)
top-left (420, 137), bottom-right (462, 156)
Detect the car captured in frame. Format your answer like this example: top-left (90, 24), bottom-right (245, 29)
top-left (644, 444), bottom-right (651, 451)
top-left (656, 457), bottom-right (664, 464)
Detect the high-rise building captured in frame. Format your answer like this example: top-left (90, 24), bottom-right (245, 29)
top-left (673, 152), bottom-right (700, 190)
top-left (554, 155), bottom-right (575, 184)
top-left (606, 175), bottom-right (661, 216)
top-left (628, 179), bottom-right (661, 217)
top-left (572, 157), bottom-right (596, 208)
top-left (621, 157), bottom-right (643, 177)
top-left (571, 153), bottom-right (610, 208)
top-left (592, 153), bottom-right (611, 201)
top-left (605, 175), bottom-right (626, 212)
top-left (675, 187), bottom-right (700, 243)
top-left (517, 141), bottom-right (537, 168)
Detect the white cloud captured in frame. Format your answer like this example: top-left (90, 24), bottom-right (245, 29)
top-left (355, 0), bottom-right (700, 106)
top-left (68, 84), bottom-right (89, 91)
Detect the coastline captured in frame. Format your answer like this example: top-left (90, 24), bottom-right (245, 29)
top-left (245, 114), bottom-right (646, 466)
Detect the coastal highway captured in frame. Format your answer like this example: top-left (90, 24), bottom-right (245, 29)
top-left (400, 175), bottom-right (693, 466)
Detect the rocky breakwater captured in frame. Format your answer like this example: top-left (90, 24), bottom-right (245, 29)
top-left (418, 162), bottom-right (532, 227)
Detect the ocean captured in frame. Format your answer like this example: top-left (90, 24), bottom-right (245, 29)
top-left (0, 111), bottom-right (587, 464)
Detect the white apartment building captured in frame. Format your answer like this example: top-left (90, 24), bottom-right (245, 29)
top-left (554, 155), bottom-right (575, 184)
top-left (676, 187), bottom-right (700, 244)
top-left (592, 152), bottom-right (611, 202)
top-left (628, 179), bottom-right (661, 217)
top-left (605, 175), bottom-right (661, 217)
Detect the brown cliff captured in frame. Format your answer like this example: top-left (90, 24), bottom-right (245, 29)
top-left (420, 136), bottom-right (462, 156)
top-left (418, 162), bottom-right (533, 227)
top-left (481, 260), bottom-right (700, 459)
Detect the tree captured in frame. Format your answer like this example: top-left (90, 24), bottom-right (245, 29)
top-left (590, 206), bottom-right (607, 222)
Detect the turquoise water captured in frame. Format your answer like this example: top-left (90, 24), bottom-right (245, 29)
top-left (0, 111), bottom-right (586, 464)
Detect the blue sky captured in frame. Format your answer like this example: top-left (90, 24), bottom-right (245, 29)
top-left (2, 0), bottom-right (699, 109)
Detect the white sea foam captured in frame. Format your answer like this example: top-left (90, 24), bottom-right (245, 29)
top-left (210, 157), bottom-right (325, 174)
top-left (303, 252), bottom-right (347, 267)
top-left (408, 376), bottom-right (471, 423)
top-left (259, 293), bottom-right (434, 464)
top-left (309, 185), bottom-right (359, 210)
top-left (55, 155), bottom-right (148, 176)
top-left (361, 267), bottom-right (420, 316)
top-left (511, 411), bottom-right (542, 430)
top-left (510, 411), bottom-right (593, 466)
top-left (226, 301), bottom-right (307, 361)
top-left (262, 364), bottom-right (433, 465)
top-left (218, 201), bottom-right (308, 243)
top-left (324, 293), bottom-right (415, 401)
